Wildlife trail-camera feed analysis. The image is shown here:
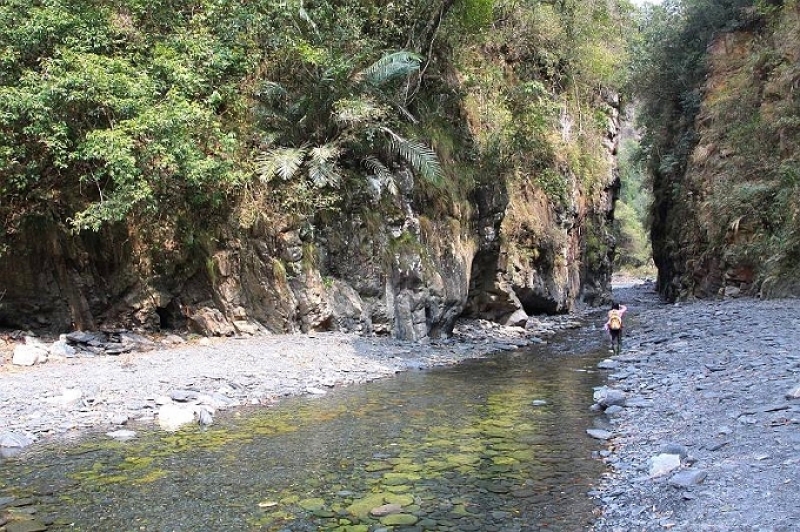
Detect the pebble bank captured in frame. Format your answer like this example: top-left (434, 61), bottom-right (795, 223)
top-left (590, 284), bottom-right (800, 532)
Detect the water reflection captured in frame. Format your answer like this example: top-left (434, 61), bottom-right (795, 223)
top-left (0, 332), bottom-right (608, 531)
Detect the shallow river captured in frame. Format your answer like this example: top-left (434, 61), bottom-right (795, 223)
top-left (1, 329), bottom-right (610, 532)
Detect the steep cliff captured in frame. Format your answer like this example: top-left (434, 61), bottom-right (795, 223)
top-left (0, 0), bottom-right (623, 339)
top-left (649, 2), bottom-right (800, 300)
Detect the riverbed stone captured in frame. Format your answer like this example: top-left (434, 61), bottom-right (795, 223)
top-left (668, 469), bottom-right (708, 488)
top-left (593, 387), bottom-right (627, 408)
top-left (157, 403), bottom-right (195, 431)
top-left (170, 390), bottom-right (198, 402)
top-left (46, 387), bottom-right (83, 406)
top-left (49, 337), bottom-right (76, 358)
top-left (298, 498), bottom-right (325, 511)
top-left (369, 503), bottom-right (402, 517)
top-left (5, 519), bottom-right (48, 532)
top-left (649, 454), bottom-right (682, 477)
top-left (0, 431), bottom-right (35, 449)
top-left (587, 429), bottom-right (614, 440)
top-left (106, 429), bottom-right (137, 442)
top-left (379, 513), bottom-right (418, 526)
top-left (598, 359), bottom-right (620, 370)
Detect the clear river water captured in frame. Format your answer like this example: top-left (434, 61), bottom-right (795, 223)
top-left (1, 328), bottom-right (610, 532)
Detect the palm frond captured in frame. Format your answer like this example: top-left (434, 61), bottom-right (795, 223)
top-left (256, 147), bottom-right (307, 182)
top-left (383, 129), bottom-right (442, 185)
top-left (307, 145), bottom-right (342, 187)
top-left (360, 51), bottom-right (422, 86)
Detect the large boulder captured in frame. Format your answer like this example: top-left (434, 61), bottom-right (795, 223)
top-left (12, 342), bottom-right (48, 366)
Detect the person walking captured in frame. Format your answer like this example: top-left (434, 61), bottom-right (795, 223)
top-left (604, 302), bottom-right (627, 355)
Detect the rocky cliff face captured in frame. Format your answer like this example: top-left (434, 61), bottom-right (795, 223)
top-left (0, 97), bottom-right (620, 341)
top-left (651, 4), bottom-right (800, 301)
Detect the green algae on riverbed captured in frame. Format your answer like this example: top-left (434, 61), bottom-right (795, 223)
top-left (1, 331), bottom-right (609, 531)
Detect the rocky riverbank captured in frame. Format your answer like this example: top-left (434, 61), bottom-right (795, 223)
top-left (4, 281), bottom-right (799, 531)
top-left (590, 284), bottom-right (800, 532)
top-left (0, 314), bottom-right (582, 456)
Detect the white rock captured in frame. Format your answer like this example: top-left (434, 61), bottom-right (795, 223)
top-left (12, 344), bottom-right (48, 366)
top-left (106, 430), bottom-right (137, 442)
top-left (196, 406), bottom-right (214, 426)
top-left (157, 403), bottom-right (196, 431)
top-left (649, 453), bottom-right (682, 477)
top-left (109, 414), bottom-right (129, 425)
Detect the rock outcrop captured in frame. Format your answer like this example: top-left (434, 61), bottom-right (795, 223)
top-left (651, 4), bottom-right (800, 300)
top-left (0, 93), bottom-right (620, 341)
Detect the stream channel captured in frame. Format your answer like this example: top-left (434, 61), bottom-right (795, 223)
top-left (1, 327), bottom-right (611, 532)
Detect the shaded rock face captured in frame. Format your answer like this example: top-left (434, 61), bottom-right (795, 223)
top-left (0, 103), bottom-right (619, 340)
top-left (652, 6), bottom-right (800, 301)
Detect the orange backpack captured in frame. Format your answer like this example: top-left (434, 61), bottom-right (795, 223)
top-left (608, 309), bottom-right (622, 330)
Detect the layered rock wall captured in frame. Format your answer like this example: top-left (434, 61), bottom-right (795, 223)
top-left (0, 107), bottom-right (620, 341)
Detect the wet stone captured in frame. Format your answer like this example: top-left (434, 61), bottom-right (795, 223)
top-left (587, 429), bottom-right (614, 440)
top-left (5, 519), bottom-right (48, 532)
top-left (379, 513), bottom-right (418, 526)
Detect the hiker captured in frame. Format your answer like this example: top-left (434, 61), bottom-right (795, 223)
top-left (604, 302), bottom-right (627, 354)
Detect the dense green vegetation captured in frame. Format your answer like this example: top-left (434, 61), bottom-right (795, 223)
top-left (613, 138), bottom-right (654, 275)
top-left (631, 0), bottom-right (800, 296)
top-left (0, 0), bottom-right (634, 244)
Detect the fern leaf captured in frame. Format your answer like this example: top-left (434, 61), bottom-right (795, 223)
top-left (364, 157), bottom-right (399, 197)
top-left (360, 51), bottom-right (422, 86)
